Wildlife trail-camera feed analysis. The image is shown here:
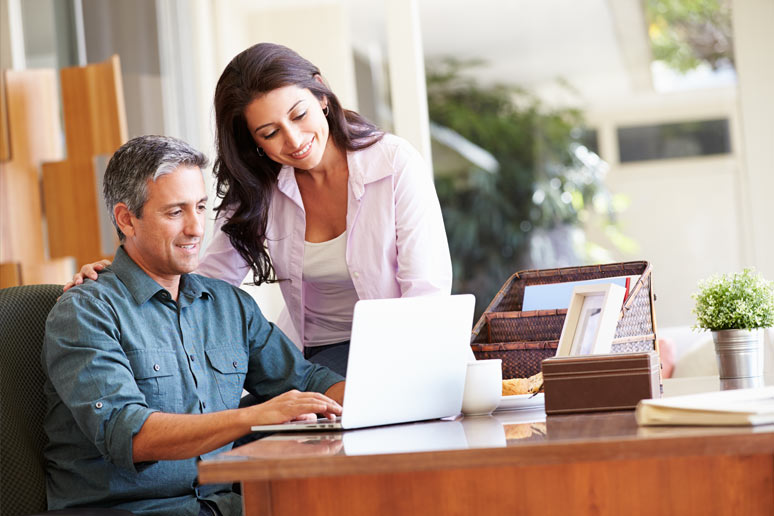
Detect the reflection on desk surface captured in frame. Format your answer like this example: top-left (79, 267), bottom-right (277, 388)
top-left (220, 376), bottom-right (774, 460)
top-left (224, 411), bottom-right (771, 461)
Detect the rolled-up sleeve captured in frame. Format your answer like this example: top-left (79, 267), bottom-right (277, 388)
top-left (43, 296), bottom-right (157, 471)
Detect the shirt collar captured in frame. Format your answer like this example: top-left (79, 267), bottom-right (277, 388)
top-left (111, 246), bottom-right (213, 306)
top-left (179, 273), bottom-right (213, 306)
top-left (276, 144), bottom-right (392, 202)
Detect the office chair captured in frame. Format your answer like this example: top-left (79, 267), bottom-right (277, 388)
top-left (0, 284), bottom-right (133, 516)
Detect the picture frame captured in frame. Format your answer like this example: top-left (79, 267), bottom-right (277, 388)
top-left (555, 283), bottom-right (627, 357)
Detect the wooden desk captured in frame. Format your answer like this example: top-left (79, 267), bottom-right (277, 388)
top-left (199, 377), bottom-right (774, 515)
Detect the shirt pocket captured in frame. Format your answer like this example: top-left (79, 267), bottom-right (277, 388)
top-left (127, 350), bottom-right (181, 413)
top-left (205, 347), bottom-right (248, 409)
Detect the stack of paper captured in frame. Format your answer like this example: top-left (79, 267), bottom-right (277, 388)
top-left (635, 386), bottom-right (774, 426)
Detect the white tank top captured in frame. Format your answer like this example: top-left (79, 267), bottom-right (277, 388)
top-left (302, 231), bottom-right (360, 346)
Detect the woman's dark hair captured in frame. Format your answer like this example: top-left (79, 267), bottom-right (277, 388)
top-left (213, 42), bottom-right (383, 285)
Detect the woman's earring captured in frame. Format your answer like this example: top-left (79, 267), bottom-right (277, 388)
top-left (322, 105), bottom-right (329, 117)
top-left (256, 146), bottom-right (264, 156)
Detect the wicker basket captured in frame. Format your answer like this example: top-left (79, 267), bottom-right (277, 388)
top-left (471, 261), bottom-right (658, 379)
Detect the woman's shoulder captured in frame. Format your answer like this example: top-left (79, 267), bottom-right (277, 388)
top-left (361, 132), bottom-right (414, 155)
top-left (351, 133), bottom-right (423, 173)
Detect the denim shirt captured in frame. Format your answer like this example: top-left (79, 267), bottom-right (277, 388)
top-left (41, 247), bottom-right (343, 515)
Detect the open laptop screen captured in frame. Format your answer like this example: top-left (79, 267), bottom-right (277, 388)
top-left (251, 294), bottom-right (475, 432)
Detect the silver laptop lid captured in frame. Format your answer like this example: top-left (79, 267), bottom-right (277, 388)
top-left (340, 294), bottom-right (475, 429)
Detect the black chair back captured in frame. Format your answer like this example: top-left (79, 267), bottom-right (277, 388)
top-left (0, 284), bottom-right (62, 516)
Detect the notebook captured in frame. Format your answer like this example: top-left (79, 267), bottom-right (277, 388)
top-left (636, 386), bottom-right (774, 426)
top-left (250, 294), bottom-right (476, 432)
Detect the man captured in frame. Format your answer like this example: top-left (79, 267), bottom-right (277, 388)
top-left (42, 135), bottom-right (344, 515)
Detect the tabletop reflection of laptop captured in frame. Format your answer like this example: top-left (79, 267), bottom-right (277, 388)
top-left (251, 294), bottom-right (475, 432)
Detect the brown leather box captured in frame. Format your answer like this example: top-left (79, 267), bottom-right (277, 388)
top-left (542, 352), bottom-right (662, 415)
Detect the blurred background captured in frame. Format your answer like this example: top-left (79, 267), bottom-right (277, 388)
top-left (1, 0), bottom-right (772, 340)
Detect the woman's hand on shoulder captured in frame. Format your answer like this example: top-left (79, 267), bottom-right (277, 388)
top-left (63, 259), bottom-right (112, 292)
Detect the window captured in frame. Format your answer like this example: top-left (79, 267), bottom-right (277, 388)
top-left (617, 119), bottom-right (730, 162)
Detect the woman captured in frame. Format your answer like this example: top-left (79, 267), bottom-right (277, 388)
top-left (67, 43), bottom-right (452, 376)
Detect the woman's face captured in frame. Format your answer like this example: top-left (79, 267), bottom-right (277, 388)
top-left (243, 85), bottom-right (330, 170)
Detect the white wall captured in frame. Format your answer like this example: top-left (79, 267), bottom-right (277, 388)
top-left (385, 0), bottom-right (432, 170)
top-left (1, 0), bottom-right (24, 70)
top-left (732, 0), bottom-right (774, 283)
top-left (585, 84), bottom-right (753, 329)
top-left (213, 1), bottom-right (357, 109)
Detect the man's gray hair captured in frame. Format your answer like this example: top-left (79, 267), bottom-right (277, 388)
top-left (103, 135), bottom-right (208, 241)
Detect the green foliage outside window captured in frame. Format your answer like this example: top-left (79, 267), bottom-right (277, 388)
top-left (645, 0), bottom-right (734, 72)
top-left (427, 59), bottom-right (631, 316)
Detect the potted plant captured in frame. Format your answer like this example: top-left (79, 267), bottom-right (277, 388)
top-left (692, 268), bottom-right (774, 378)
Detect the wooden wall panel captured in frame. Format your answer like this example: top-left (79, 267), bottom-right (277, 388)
top-left (42, 159), bottom-right (105, 264)
top-left (0, 160), bottom-right (43, 262)
top-left (60, 55), bottom-right (127, 162)
top-left (42, 55), bottom-right (127, 267)
top-left (0, 69), bottom-right (62, 265)
top-left (21, 256), bottom-right (76, 285)
top-left (0, 262), bottom-right (21, 288)
top-left (0, 257), bottom-right (75, 288)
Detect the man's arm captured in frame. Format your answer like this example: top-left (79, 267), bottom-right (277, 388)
top-left (132, 389), bottom-right (342, 462)
top-left (325, 381), bottom-right (345, 405)
top-left (241, 293), bottom-right (345, 402)
top-left (132, 289), bottom-right (348, 463)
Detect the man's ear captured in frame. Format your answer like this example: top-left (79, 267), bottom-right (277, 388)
top-left (114, 203), bottom-right (136, 238)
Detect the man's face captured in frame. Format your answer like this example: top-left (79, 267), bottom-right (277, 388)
top-left (119, 165), bottom-right (207, 286)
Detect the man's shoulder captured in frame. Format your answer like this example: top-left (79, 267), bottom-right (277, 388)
top-left (44, 271), bottom-right (128, 342)
top-left (57, 268), bottom-right (125, 307)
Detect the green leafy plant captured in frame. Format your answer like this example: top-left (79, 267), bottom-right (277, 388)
top-left (692, 268), bottom-right (774, 331)
top-left (645, 0), bottom-right (734, 73)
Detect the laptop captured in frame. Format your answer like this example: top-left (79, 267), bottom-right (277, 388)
top-left (250, 294), bottom-right (475, 432)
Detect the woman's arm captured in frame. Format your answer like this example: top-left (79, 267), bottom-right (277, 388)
top-left (392, 141), bottom-right (453, 297)
top-left (195, 212), bottom-right (253, 286)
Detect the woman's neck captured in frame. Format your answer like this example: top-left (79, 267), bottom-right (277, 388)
top-left (297, 138), bottom-right (347, 183)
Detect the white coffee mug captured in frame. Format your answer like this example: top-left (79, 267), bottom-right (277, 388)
top-left (461, 359), bottom-right (502, 416)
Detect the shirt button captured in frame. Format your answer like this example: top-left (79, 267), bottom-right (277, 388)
top-left (232, 361), bottom-right (238, 368)
top-left (190, 354), bottom-right (195, 361)
top-left (95, 401), bottom-right (103, 409)
top-left (202, 401), bottom-right (206, 409)
top-left (153, 364), bottom-right (160, 371)
top-left (352, 271), bottom-right (360, 278)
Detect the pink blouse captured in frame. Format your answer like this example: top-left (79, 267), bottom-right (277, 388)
top-left (197, 134), bottom-right (452, 347)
